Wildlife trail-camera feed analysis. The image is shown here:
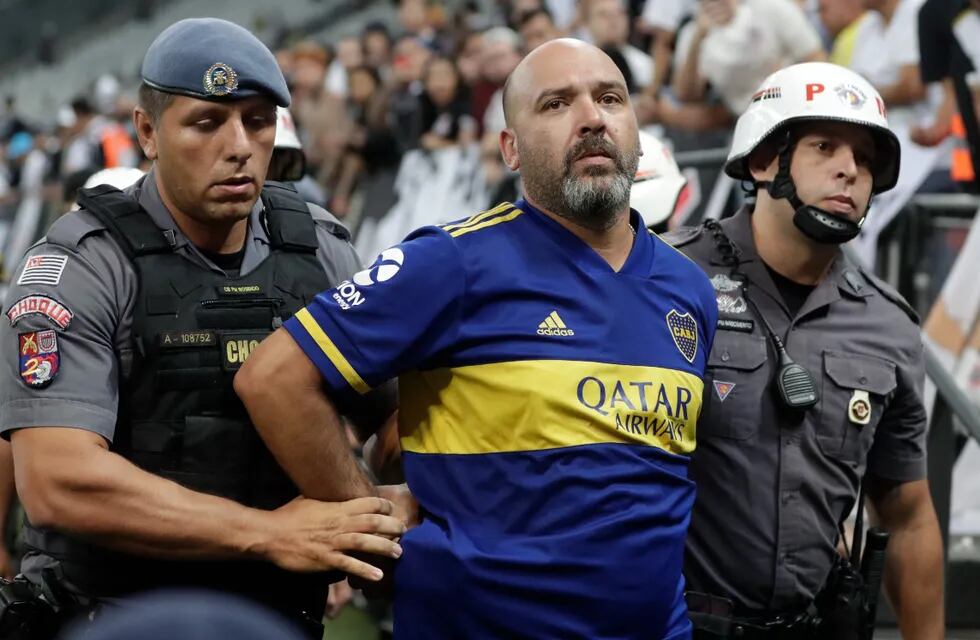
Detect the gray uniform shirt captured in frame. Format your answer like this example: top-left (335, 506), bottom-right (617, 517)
top-left (669, 208), bottom-right (927, 613)
top-left (0, 168), bottom-right (361, 442)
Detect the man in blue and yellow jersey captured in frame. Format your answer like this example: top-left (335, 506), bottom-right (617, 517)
top-left (236, 38), bottom-right (717, 640)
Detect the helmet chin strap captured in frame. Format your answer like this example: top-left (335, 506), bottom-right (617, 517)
top-left (756, 132), bottom-right (867, 245)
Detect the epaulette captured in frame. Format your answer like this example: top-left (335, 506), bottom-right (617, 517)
top-left (308, 203), bottom-right (352, 242)
top-left (658, 225), bottom-right (704, 248)
top-left (45, 209), bottom-right (109, 251)
top-left (856, 263), bottom-right (920, 325)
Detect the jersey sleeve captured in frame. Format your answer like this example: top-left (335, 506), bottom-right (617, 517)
top-left (284, 227), bottom-right (466, 396)
top-left (0, 232), bottom-right (130, 442)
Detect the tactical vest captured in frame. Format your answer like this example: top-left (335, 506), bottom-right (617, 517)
top-left (26, 182), bottom-right (334, 616)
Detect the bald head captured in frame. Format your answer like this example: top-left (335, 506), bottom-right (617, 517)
top-left (502, 38), bottom-right (627, 128)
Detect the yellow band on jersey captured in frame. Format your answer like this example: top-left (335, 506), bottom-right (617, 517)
top-left (294, 308), bottom-right (371, 394)
top-left (399, 360), bottom-right (703, 456)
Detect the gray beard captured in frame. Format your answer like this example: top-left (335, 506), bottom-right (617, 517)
top-left (521, 134), bottom-right (639, 232)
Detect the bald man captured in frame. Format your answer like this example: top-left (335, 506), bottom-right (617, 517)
top-left (237, 39), bottom-right (717, 639)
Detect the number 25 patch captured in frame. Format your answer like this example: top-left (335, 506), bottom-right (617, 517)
top-left (19, 331), bottom-right (60, 389)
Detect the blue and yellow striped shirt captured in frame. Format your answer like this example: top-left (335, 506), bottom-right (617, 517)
top-left (285, 200), bottom-right (717, 639)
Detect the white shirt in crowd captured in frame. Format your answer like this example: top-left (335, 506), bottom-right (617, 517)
top-left (622, 44), bottom-right (655, 91)
top-left (674, 0), bottom-right (822, 114)
top-left (848, 0), bottom-right (933, 129)
top-left (641, 0), bottom-right (697, 32)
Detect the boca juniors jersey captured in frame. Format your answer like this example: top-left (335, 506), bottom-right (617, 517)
top-left (284, 200), bottom-right (717, 639)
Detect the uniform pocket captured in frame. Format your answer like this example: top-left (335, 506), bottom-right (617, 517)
top-left (817, 351), bottom-right (897, 462)
top-left (700, 333), bottom-right (769, 440)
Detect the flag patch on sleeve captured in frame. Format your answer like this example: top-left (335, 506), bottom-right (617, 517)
top-left (17, 255), bottom-right (68, 286)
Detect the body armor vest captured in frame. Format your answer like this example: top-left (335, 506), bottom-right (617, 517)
top-left (26, 182), bottom-right (334, 617)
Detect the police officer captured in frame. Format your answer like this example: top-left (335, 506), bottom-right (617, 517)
top-left (0, 18), bottom-right (404, 637)
top-left (667, 62), bottom-right (944, 639)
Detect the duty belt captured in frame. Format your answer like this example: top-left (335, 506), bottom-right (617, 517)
top-left (687, 592), bottom-right (821, 640)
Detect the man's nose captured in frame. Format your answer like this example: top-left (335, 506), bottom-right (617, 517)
top-left (575, 97), bottom-right (606, 137)
top-left (224, 117), bottom-right (253, 164)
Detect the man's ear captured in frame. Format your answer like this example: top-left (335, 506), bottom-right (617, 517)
top-left (747, 145), bottom-right (778, 183)
top-left (133, 108), bottom-right (158, 161)
top-left (499, 128), bottom-right (520, 171)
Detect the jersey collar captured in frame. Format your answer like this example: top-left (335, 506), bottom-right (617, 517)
top-left (516, 199), bottom-right (654, 277)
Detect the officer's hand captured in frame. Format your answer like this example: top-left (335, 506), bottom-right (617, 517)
top-left (378, 484), bottom-right (420, 530)
top-left (262, 496), bottom-right (405, 581)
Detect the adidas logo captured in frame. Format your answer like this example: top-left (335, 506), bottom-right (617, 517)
top-left (537, 311), bottom-right (574, 337)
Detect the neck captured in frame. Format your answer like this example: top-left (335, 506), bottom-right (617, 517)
top-left (154, 171), bottom-right (249, 254)
top-left (526, 195), bottom-right (634, 271)
top-left (751, 203), bottom-right (837, 285)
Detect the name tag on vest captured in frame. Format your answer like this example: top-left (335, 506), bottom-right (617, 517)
top-left (216, 285), bottom-right (265, 297)
top-left (158, 330), bottom-right (218, 348)
top-left (221, 332), bottom-right (269, 371)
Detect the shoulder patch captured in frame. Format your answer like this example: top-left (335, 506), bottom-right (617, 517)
top-left (856, 264), bottom-right (920, 325)
top-left (45, 209), bottom-right (108, 250)
top-left (308, 203), bottom-right (352, 242)
top-left (659, 225), bottom-right (704, 249)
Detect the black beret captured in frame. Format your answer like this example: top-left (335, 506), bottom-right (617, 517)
top-left (141, 18), bottom-right (290, 107)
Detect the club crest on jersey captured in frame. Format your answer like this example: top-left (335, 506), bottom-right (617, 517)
top-left (19, 330), bottom-right (59, 388)
top-left (666, 309), bottom-right (698, 364)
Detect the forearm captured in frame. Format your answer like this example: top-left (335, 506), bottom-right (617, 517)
top-left (646, 30), bottom-right (674, 97)
top-left (660, 102), bottom-right (732, 131)
top-left (13, 439), bottom-right (272, 561)
top-left (236, 330), bottom-right (376, 502)
top-left (878, 66), bottom-right (926, 106)
top-left (673, 32), bottom-right (707, 102)
top-left (248, 383), bottom-right (375, 500)
top-left (882, 517), bottom-right (944, 639)
top-left (868, 477), bottom-right (944, 640)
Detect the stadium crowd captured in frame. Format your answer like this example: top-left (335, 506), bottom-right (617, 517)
top-left (0, 0), bottom-right (958, 274)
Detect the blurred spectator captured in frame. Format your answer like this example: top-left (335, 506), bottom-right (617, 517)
top-left (388, 35), bottom-right (433, 151)
top-left (818, 0), bottom-right (866, 65)
top-left (362, 22), bottom-right (394, 80)
top-left (0, 96), bottom-right (28, 143)
top-left (584, 0), bottom-right (654, 92)
top-left (672, 0), bottom-right (824, 115)
top-left (478, 27), bottom-right (523, 135)
top-left (59, 97), bottom-right (137, 176)
top-left (288, 40), bottom-right (330, 104)
top-left (457, 30), bottom-right (487, 88)
top-left (848, 0), bottom-right (929, 128)
top-left (331, 65), bottom-right (400, 217)
top-left (325, 35), bottom-right (365, 98)
top-left (399, 0), bottom-right (450, 51)
top-left (518, 7), bottom-right (561, 53)
top-left (636, 0), bottom-right (696, 98)
top-left (418, 56), bottom-right (478, 151)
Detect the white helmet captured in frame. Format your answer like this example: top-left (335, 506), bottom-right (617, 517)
top-left (725, 62), bottom-right (900, 194)
top-left (631, 130), bottom-right (689, 228)
top-left (83, 167), bottom-right (145, 191)
top-left (274, 107), bottom-right (302, 150)
top-left (269, 107), bottom-right (306, 182)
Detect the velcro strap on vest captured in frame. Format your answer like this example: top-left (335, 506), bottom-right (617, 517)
top-left (77, 185), bottom-right (173, 258)
top-left (261, 181), bottom-right (318, 254)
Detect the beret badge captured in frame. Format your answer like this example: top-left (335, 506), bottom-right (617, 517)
top-left (203, 62), bottom-right (239, 96)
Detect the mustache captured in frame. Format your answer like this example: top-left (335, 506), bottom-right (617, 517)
top-left (564, 135), bottom-right (625, 172)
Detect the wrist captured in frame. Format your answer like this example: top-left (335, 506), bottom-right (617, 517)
top-left (233, 507), bottom-right (278, 561)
